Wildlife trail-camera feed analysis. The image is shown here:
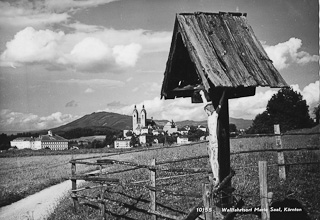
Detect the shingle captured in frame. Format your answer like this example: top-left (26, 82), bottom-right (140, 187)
top-left (161, 12), bottom-right (288, 100)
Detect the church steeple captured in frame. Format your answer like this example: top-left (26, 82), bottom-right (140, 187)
top-left (132, 105), bottom-right (139, 130)
top-left (140, 105), bottom-right (147, 127)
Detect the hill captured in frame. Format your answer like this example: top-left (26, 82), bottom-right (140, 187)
top-left (52, 112), bottom-right (132, 132)
top-left (50, 111), bottom-right (252, 133)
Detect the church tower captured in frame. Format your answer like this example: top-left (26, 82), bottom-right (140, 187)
top-left (140, 105), bottom-right (147, 127)
top-left (132, 105), bottom-right (139, 130)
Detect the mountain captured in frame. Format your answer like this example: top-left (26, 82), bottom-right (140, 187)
top-left (52, 112), bottom-right (132, 132)
top-left (50, 111), bottom-right (252, 133)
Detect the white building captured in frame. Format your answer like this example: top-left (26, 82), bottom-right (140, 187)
top-left (114, 140), bottom-right (132, 149)
top-left (139, 134), bottom-right (147, 144)
top-left (10, 137), bottom-right (41, 150)
top-left (132, 105), bottom-right (147, 134)
top-left (163, 120), bottom-right (178, 135)
top-left (198, 125), bottom-right (207, 132)
top-left (177, 137), bottom-right (189, 145)
top-left (178, 127), bottom-right (188, 135)
top-left (10, 131), bottom-right (68, 150)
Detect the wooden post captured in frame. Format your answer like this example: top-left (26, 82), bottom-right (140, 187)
top-left (99, 161), bottom-right (106, 220)
top-left (202, 184), bottom-right (213, 220)
top-left (259, 161), bottom-right (270, 220)
top-left (274, 124), bottom-right (286, 181)
top-left (149, 158), bottom-right (157, 220)
top-left (71, 161), bottom-right (79, 212)
top-left (208, 91), bottom-right (231, 206)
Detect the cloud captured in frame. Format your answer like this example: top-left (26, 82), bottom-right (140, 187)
top-left (44, 0), bottom-right (119, 13)
top-left (113, 43), bottom-right (142, 67)
top-left (264, 38), bottom-right (319, 70)
top-left (84, 88), bottom-right (95, 93)
top-left (291, 81), bottom-right (319, 106)
top-left (0, 109), bottom-right (78, 131)
top-left (1, 27), bottom-right (171, 73)
top-left (106, 101), bottom-right (127, 108)
top-left (0, 1), bottom-right (69, 28)
top-left (64, 22), bottom-right (104, 33)
top-left (65, 100), bottom-right (78, 107)
top-left (63, 78), bottom-right (125, 87)
top-left (103, 97), bottom-right (206, 122)
top-left (0, 27), bottom-right (64, 67)
top-left (0, 0), bottom-right (118, 28)
top-left (229, 90), bottom-right (278, 119)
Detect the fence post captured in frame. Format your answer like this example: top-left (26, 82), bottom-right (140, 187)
top-left (274, 124), bottom-right (286, 181)
top-left (99, 157), bottom-right (106, 220)
top-left (259, 161), bottom-right (270, 220)
top-left (150, 158), bottom-right (157, 220)
top-left (202, 183), bottom-right (213, 220)
top-left (71, 160), bottom-right (79, 212)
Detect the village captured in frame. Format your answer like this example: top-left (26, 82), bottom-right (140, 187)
top-left (9, 105), bottom-right (209, 150)
top-left (0, 1), bottom-right (318, 220)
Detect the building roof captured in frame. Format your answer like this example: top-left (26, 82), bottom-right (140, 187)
top-left (40, 134), bottom-right (68, 141)
top-left (12, 137), bottom-right (33, 141)
top-left (133, 105), bottom-right (138, 115)
top-left (161, 12), bottom-right (288, 100)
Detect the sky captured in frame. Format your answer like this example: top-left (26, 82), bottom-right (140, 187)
top-left (0, 0), bottom-right (319, 132)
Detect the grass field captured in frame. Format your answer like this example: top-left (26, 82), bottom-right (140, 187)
top-left (46, 133), bottom-right (319, 220)
top-left (0, 152), bottom-right (107, 207)
top-left (1, 131), bottom-right (318, 219)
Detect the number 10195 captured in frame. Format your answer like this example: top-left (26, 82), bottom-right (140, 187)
top-left (196, 207), bottom-right (212, 213)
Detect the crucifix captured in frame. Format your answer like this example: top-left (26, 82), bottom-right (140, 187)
top-left (200, 89), bottom-right (227, 187)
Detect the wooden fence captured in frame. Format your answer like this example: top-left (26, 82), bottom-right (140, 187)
top-left (70, 149), bottom-right (237, 220)
top-left (69, 124), bottom-right (319, 220)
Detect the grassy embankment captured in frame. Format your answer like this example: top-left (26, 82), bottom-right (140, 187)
top-left (46, 133), bottom-right (319, 220)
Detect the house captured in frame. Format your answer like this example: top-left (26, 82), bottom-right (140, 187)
top-left (152, 130), bottom-right (160, 136)
top-left (198, 125), bottom-right (207, 132)
top-left (140, 127), bottom-right (149, 135)
top-left (139, 134), bottom-right (147, 144)
top-left (178, 127), bottom-right (188, 135)
top-left (114, 139), bottom-right (131, 149)
top-left (39, 131), bottom-right (69, 150)
top-left (177, 136), bottom-right (189, 145)
top-left (163, 120), bottom-right (178, 135)
top-left (10, 130), bottom-right (68, 150)
top-left (10, 137), bottom-right (41, 150)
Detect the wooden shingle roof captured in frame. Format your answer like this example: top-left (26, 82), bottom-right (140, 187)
top-left (161, 12), bottom-right (288, 100)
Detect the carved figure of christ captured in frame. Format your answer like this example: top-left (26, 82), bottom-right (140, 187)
top-left (200, 90), bottom-right (226, 186)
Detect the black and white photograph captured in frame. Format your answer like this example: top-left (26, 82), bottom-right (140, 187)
top-left (0, 0), bottom-right (319, 219)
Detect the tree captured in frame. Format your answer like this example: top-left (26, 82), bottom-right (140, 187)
top-left (229, 124), bottom-right (237, 133)
top-left (248, 88), bottom-right (313, 133)
top-left (247, 111), bottom-right (273, 134)
top-left (130, 135), bottom-right (139, 147)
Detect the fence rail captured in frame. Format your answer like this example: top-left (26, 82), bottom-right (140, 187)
top-left (69, 124), bottom-right (319, 220)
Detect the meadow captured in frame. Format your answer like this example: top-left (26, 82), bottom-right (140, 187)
top-left (0, 152), bottom-right (107, 207)
top-left (0, 129), bottom-right (318, 219)
top-left (46, 133), bottom-right (319, 220)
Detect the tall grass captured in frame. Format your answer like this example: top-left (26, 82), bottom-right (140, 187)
top-left (48, 135), bottom-right (320, 220)
top-left (0, 153), bottom-right (105, 207)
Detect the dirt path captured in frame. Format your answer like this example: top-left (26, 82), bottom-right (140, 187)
top-left (0, 154), bottom-right (134, 220)
top-left (0, 179), bottom-right (81, 220)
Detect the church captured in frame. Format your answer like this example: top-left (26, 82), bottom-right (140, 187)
top-left (132, 105), bottom-right (147, 131)
top-left (131, 105), bottom-right (156, 135)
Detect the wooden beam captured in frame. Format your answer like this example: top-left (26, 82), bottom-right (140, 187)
top-left (71, 161), bottom-right (79, 212)
top-left (149, 158), bottom-right (157, 220)
top-left (258, 161), bottom-right (270, 220)
top-left (274, 124), bottom-right (286, 181)
top-left (208, 89), bottom-right (231, 206)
